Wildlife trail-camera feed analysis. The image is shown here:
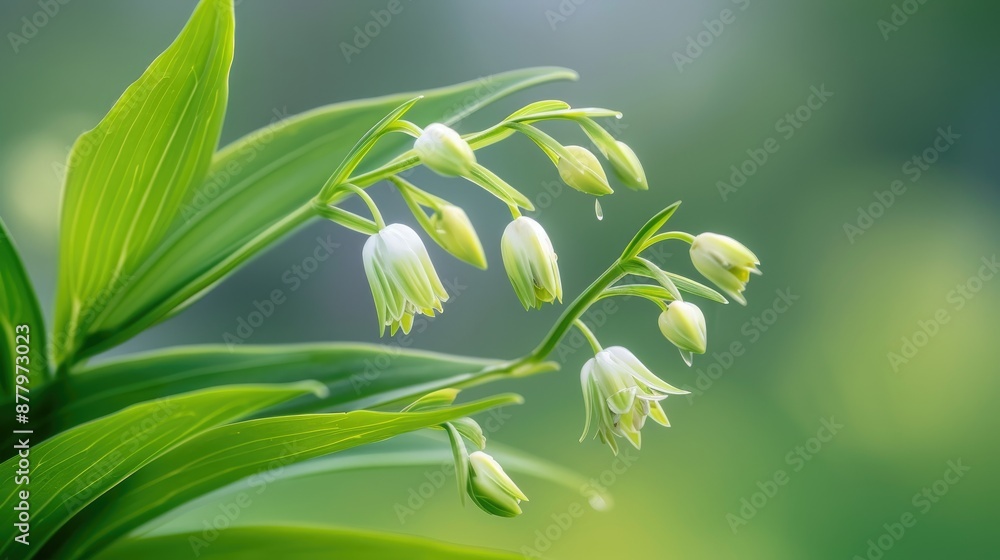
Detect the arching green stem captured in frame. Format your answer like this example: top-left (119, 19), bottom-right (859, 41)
top-left (525, 261), bottom-right (626, 363)
top-left (573, 319), bottom-right (603, 354)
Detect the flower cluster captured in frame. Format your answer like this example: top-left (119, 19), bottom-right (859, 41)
top-left (312, 96), bottom-right (763, 512)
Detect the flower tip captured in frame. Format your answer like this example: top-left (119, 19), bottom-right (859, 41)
top-left (414, 123), bottom-right (476, 177)
top-left (558, 145), bottom-right (613, 196)
top-left (609, 141), bottom-right (648, 191)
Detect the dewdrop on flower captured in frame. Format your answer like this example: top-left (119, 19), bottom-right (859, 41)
top-left (414, 123), bottom-right (477, 177)
top-left (580, 346), bottom-right (688, 455)
top-left (658, 301), bottom-right (707, 366)
top-left (557, 145), bottom-right (613, 196)
top-left (500, 216), bottom-right (562, 310)
top-left (467, 451), bottom-right (529, 517)
top-left (690, 233), bottom-right (761, 306)
top-left (362, 224), bottom-right (449, 336)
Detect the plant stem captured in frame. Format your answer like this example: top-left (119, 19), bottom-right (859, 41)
top-left (525, 261), bottom-right (626, 363)
top-left (573, 319), bottom-right (603, 353)
top-left (645, 231), bottom-right (694, 246)
top-left (340, 184), bottom-right (385, 229)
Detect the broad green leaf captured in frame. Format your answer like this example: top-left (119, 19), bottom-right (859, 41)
top-left (76, 67), bottom-right (578, 362)
top-left (54, 0), bottom-right (234, 369)
top-left (0, 218), bottom-right (49, 394)
top-left (0, 382), bottom-right (321, 559)
top-left (148, 433), bottom-right (613, 531)
top-left (34, 343), bottom-right (507, 438)
top-left (92, 526), bottom-right (521, 560)
top-left (46, 395), bottom-right (521, 559)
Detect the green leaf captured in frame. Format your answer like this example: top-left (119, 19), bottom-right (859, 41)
top-left (91, 526), bottom-right (521, 560)
top-left (54, 0), bottom-right (234, 369)
top-left (0, 219), bottom-right (49, 393)
top-left (0, 382), bottom-right (322, 559)
top-left (151, 433), bottom-right (614, 522)
top-left (77, 67), bottom-right (578, 363)
top-left (664, 271), bottom-right (728, 304)
top-left (46, 395), bottom-right (522, 559)
top-left (621, 201), bottom-right (680, 261)
top-left (33, 343), bottom-right (508, 438)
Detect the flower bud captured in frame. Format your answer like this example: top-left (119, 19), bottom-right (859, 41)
top-left (414, 123), bottom-right (476, 177)
top-left (557, 145), bottom-right (613, 196)
top-left (690, 233), bottom-right (761, 306)
top-left (467, 451), bottom-right (528, 517)
top-left (658, 301), bottom-right (707, 366)
top-left (607, 141), bottom-right (648, 191)
top-left (363, 224), bottom-right (449, 335)
top-left (500, 216), bottom-right (562, 310)
top-left (431, 204), bottom-right (487, 269)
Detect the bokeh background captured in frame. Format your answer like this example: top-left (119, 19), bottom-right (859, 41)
top-left (2, 1), bottom-right (998, 558)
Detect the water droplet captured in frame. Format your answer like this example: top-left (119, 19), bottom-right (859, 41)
top-left (595, 199), bottom-right (604, 221)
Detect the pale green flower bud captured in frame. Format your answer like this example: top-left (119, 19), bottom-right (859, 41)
top-left (658, 301), bottom-right (707, 366)
top-left (557, 145), bottom-right (613, 196)
top-left (607, 141), bottom-right (648, 191)
top-left (690, 233), bottom-right (761, 306)
top-left (363, 224), bottom-right (449, 336)
top-left (431, 204), bottom-right (487, 269)
top-left (580, 346), bottom-right (688, 455)
top-left (467, 451), bottom-right (528, 517)
top-left (500, 216), bottom-right (562, 310)
top-left (414, 123), bottom-right (476, 177)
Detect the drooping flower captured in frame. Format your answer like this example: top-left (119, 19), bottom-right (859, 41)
top-left (690, 233), bottom-right (761, 306)
top-left (658, 301), bottom-right (707, 366)
top-left (414, 123), bottom-right (477, 177)
top-left (500, 216), bottom-right (562, 310)
top-left (557, 145), bottom-right (613, 196)
top-left (363, 224), bottom-right (449, 335)
top-left (467, 451), bottom-right (529, 517)
top-left (580, 346), bottom-right (688, 454)
top-left (431, 204), bottom-right (487, 269)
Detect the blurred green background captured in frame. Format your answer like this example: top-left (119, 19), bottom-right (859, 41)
top-left (2, 1), bottom-right (998, 558)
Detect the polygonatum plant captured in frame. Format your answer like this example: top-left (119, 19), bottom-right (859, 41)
top-left (0, 1), bottom-right (761, 558)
